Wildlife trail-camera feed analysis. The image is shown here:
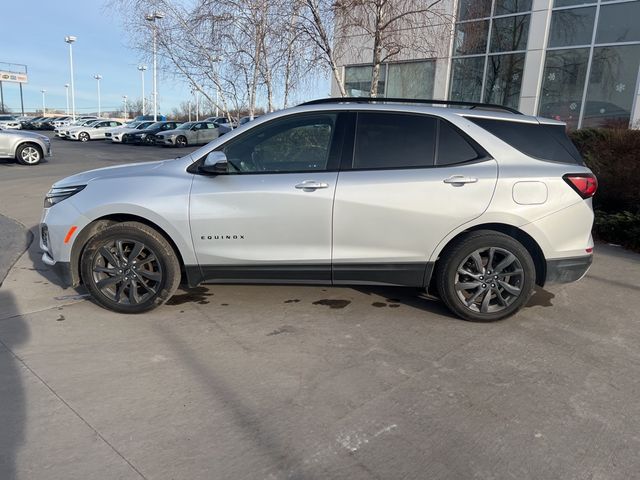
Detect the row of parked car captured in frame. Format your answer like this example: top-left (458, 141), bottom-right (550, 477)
top-left (48, 115), bottom-right (257, 147)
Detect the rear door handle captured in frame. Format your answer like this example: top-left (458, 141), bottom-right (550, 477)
top-left (295, 181), bottom-right (329, 191)
top-left (443, 175), bottom-right (478, 185)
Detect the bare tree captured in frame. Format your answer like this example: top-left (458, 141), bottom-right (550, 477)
top-left (298, 0), bottom-right (348, 97)
top-left (334, 0), bottom-right (451, 96)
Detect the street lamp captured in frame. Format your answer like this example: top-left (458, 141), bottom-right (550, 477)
top-left (64, 35), bottom-right (77, 120)
top-left (191, 87), bottom-right (200, 121)
top-left (64, 84), bottom-right (70, 115)
top-left (93, 74), bottom-right (102, 117)
top-left (137, 65), bottom-right (147, 115)
top-left (145, 11), bottom-right (164, 121)
top-left (40, 89), bottom-right (46, 115)
top-left (123, 95), bottom-right (128, 119)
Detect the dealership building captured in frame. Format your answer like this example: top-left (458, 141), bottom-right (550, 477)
top-left (332, 0), bottom-right (640, 129)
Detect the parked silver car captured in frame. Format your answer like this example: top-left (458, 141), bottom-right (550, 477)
top-left (40, 98), bottom-right (597, 320)
top-left (154, 121), bottom-right (220, 147)
top-left (0, 129), bottom-right (51, 165)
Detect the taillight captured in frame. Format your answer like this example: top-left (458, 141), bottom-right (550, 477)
top-left (563, 173), bottom-right (597, 199)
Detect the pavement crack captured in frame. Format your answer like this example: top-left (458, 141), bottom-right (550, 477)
top-left (0, 336), bottom-right (148, 480)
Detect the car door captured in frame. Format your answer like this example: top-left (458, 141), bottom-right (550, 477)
top-left (189, 112), bottom-right (345, 283)
top-left (201, 122), bottom-right (219, 144)
top-left (332, 112), bottom-right (498, 287)
top-left (0, 133), bottom-right (9, 156)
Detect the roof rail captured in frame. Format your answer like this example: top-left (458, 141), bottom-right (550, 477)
top-left (299, 97), bottom-right (522, 115)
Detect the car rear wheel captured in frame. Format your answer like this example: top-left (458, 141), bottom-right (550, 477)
top-left (176, 136), bottom-right (187, 147)
top-left (80, 222), bottom-right (181, 314)
top-left (436, 231), bottom-right (535, 322)
top-left (79, 132), bottom-right (90, 142)
top-left (16, 143), bottom-right (42, 165)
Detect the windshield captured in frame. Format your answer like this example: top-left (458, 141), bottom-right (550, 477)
top-left (136, 122), bottom-right (153, 129)
top-left (177, 122), bottom-right (195, 130)
top-left (146, 122), bottom-right (165, 130)
top-left (125, 121), bottom-right (142, 128)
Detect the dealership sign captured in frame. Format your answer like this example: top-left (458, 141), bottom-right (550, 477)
top-left (0, 70), bottom-right (28, 83)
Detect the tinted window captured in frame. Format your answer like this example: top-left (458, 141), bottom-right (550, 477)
top-left (469, 117), bottom-right (584, 164)
top-left (222, 114), bottom-right (336, 173)
top-left (437, 121), bottom-right (482, 166)
top-left (353, 113), bottom-right (436, 169)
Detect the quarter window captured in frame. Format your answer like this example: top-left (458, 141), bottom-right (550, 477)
top-left (222, 114), bottom-right (337, 173)
top-left (353, 113), bottom-right (436, 169)
top-left (437, 122), bottom-right (483, 166)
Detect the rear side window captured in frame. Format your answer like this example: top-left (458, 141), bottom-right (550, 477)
top-left (353, 112), bottom-right (436, 169)
top-left (469, 117), bottom-right (584, 164)
top-left (437, 121), bottom-right (484, 166)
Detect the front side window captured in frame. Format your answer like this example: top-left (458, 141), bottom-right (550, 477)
top-left (353, 112), bottom-right (436, 170)
top-left (222, 114), bottom-right (337, 173)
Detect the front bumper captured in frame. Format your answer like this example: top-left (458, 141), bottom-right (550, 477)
top-left (42, 252), bottom-right (73, 287)
top-left (545, 255), bottom-right (593, 284)
top-left (155, 136), bottom-right (174, 145)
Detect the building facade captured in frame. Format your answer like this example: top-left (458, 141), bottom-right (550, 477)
top-left (332, 0), bottom-right (640, 129)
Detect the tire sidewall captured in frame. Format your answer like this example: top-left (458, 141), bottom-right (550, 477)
top-left (79, 132), bottom-right (89, 142)
top-left (437, 232), bottom-right (536, 322)
top-left (81, 223), bottom-right (180, 314)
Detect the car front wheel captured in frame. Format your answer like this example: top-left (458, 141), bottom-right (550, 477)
top-left (80, 222), bottom-right (181, 313)
top-left (79, 132), bottom-right (90, 142)
top-left (436, 231), bottom-right (535, 322)
top-left (16, 143), bottom-right (43, 165)
top-left (175, 136), bottom-right (187, 147)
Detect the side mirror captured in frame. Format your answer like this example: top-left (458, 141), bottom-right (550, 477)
top-left (199, 151), bottom-right (228, 175)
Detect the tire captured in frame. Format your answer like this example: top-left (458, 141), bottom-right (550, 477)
top-left (80, 221), bottom-right (181, 314)
top-left (16, 143), bottom-right (43, 165)
top-left (78, 132), bottom-right (90, 142)
top-left (176, 136), bottom-right (187, 147)
top-left (435, 230), bottom-right (535, 322)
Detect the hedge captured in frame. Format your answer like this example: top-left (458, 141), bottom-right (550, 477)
top-left (569, 128), bottom-right (640, 252)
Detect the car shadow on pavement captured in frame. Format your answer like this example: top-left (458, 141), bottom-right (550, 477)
top-left (350, 286), bottom-right (456, 318)
top-left (0, 290), bottom-right (28, 480)
top-left (26, 227), bottom-right (76, 290)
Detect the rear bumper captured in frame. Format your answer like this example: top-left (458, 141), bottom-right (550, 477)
top-left (545, 254), bottom-right (593, 285)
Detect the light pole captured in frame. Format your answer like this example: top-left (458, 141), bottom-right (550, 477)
top-left (145, 11), bottom-right (164, 121)
top-left (64, 84), bottom-right (70, 115)
top-left (137, 65), bottom-right (147, 115)
top-left (40, 89), bottom-right (46, 115)
top-left (65, 35), bottom-right (77, 120)
top-left (191, 88), bottom-right (199, 121)
top-left (94, 74), bottom-right (102, 117)
top-left (123, 95), bottom-right (128, 119)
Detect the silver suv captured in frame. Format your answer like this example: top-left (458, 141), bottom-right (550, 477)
top-left (0, 129), bottom-right (51, 165)
top-left (39, 99), bottom-right (597, 321)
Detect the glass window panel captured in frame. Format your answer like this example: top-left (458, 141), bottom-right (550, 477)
top-left (495, 0), bottom-right (532, 15)
top-left (437, 121), bottom-right (482, 166)
top-left (583, 44), bottom-right (640, 128)
top-left (539, 48), bottom-right (589, 130)
top-left (344, 65), bottom-right (386, 97)
top-left (386, 61), bottom-right (435, 99)
top-left (483, 53), bottom-right (525, 109)
top-left (223, 114), bottom-right (337, 173)
top-left (554, 0), bottom-right (594, 6)
top-left (450, 57), bottom-right (485, 103)
top-left (548, 7), bottom-right (596, 47)
top-left (596, 1), bottom-right (640, 44)
top-left (454, 20), bottom-right (489, 55)
top-left (458, 0), bottom-right (492, 20)
top-left (354, 113), bottom-right (437, 169)
top-left (490, 14), bottom-right (530, 52)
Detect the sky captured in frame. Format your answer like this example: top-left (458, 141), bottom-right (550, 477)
top-left (0, 0), bottom-right (329, 116)
top-left (0, 0), bottom-right (192, 115)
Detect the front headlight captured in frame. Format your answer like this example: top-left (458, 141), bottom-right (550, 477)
top-left (44, 185), bottom-right (86, 208)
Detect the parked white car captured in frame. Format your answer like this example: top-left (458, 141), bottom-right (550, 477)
top-left (56, 119), bottom-right (101, 138)
top-left (105, 121), bottom-right (155, 143)
top-left (69, 120), bottom-right (123, 142)
top-left (54, 116), bottom-right (97, 128)
top-left (0, 115), bottom-right (21, 130)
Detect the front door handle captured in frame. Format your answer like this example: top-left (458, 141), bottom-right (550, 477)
top-left (443, 175), bottom-right (478, 185)
top-left (295, 181), bottom-right (329, 191)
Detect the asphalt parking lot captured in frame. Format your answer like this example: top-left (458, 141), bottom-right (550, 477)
top-left (1, 132), bottom-right (639, 480)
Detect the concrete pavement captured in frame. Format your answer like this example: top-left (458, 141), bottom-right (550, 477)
top-left (1, 133), bottom-right (639, 479)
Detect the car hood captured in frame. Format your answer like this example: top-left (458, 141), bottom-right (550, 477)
top-left (53, 159), bottom-right (185, 188)
top-left (0, 130), bottom-right (48, 141)
top-left (132, 129), bottom-right (157, 135)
